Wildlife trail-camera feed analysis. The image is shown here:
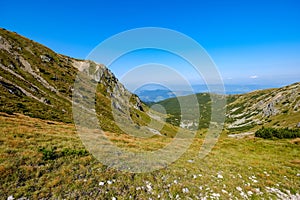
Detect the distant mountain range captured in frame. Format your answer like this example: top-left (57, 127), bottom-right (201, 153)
top-left (135, 84), bottom-right (283, 103)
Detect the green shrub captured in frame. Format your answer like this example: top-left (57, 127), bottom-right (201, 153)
top-left (39, 147), bottom-right (57, 160)
top-left (38, 147), bottom-right (89, 160)
top-left (61, 148), bottom-right (89, 157)
top-left (255, 127), bottom-right (300, 139)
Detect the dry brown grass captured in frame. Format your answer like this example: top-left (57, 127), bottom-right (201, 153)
top-left (290, 159), bottom-right (300, 165)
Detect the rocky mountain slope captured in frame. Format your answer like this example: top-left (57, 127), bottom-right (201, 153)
top-left (0, 28), bottom-right (158, 134)
top-left (226, 82), bottom-right (300, 132)
top-left (153, 82), bottom-right (300, 132)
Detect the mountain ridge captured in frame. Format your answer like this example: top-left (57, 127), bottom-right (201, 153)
top-left (0, 28), bottom-right (182, 137)
top-left (0, 28), bottom-right (144, 129)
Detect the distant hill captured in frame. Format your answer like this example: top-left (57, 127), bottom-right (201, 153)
top-left (135, 89), bottom-right (193, 102)
top-left (148, 93), bottom-right (213, 129)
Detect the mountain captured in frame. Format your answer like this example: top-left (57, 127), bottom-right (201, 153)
top-left (0, 28), bottom-right (179, 136)
top-left (152, 82), bottom-right (300, 132)
top-left (1, 27), bottom-right (299, 135)
top-left (226, 82), bottom-right (300, 132)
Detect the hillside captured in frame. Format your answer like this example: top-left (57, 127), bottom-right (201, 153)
top-left (2, 27), bottom-right (298, 136)
top-left (226, 82), bottom-right (300, 132)
top-left (0, 28), bottom-right (181, 137)
top-left (148, 93), bottom-right (213, 129)
top-left (152, 82), bottom-right (300, 132)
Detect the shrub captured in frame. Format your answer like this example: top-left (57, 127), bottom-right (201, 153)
top-left (255, 127), bottom-right (300, 139)
top-left (39, 147), bottom-right (57, 160)
top-left (38, 147), bottom-right (89, 160)
top-left (61, 148), bottom-right (89, 157)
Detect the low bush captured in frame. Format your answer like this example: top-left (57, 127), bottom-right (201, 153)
top-left (39, 147), bottom-right (57, 160)
top-left (255, 127), bottom-right (300, 139)
top-left (39, 147), bottom-right (89, 160)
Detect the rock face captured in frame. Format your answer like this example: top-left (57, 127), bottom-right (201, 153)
top-left (0, 28), bottom-right (144, 124)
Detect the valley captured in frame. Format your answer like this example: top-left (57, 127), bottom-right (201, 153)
top-left (0, 28), bottom-right (299, 199)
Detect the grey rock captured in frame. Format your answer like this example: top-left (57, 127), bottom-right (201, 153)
top-left (263, 102), bottom-right (278, 116)
top-left (8, 64), bottom-right (15, 69)
top-left (40, 54), bottom-right (52, 62)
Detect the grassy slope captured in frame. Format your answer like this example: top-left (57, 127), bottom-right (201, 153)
top-left (227, 83), bottom-right (300, 129)
top-left (149, 93), bottom-right (213, 129)
top-left (0, 28), bottom-right (182, 137)
top-left (152, 83), bottom-right (300, 133)
top-left (0, 28), bottom-right (77, 122)
top-left (0, 112), bottom-right (299, 199)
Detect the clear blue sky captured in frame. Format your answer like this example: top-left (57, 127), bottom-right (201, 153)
top-left (1, 0), bottom-right (300, 86)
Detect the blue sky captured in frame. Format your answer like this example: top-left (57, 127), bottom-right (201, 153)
top-left (1, 0), bottom-right (300, 87)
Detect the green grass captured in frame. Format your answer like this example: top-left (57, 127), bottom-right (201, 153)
top-left (0, 28), bottom-right (77, 123)
top-left (0, 112), bottom-right (299, 199)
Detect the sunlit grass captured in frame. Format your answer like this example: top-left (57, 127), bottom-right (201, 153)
top-left (0, 112), bottom-right (299, 199)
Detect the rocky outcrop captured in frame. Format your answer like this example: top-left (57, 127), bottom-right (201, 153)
top-left (262, 102), bottom-right (278, 116)
top-left (40, 54), bottom-right (53, 62)
top-left (226, 82), bottom-right (300, 130)
top-left (0, 28), bottom-right (144, 123)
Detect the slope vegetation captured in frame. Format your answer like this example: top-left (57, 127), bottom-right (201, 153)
top-left (152, 82), bottom-right (300, 133)
top-left (0, 28), bottom-right (179, 136)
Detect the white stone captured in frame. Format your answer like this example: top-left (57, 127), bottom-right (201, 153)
top-left (236, 186), bottom-right (243, 191)
top-left (7, 196), bottom-right (14, 200)
top-left (217, 174), bottom-right (223, 179)
top-left (182, 188), bottom-right (189, 193)
top-left (99, 181), bottom-right (105, 186)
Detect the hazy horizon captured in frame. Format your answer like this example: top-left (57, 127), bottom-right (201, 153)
top-left (132, 82), bottom-right (293, 96)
